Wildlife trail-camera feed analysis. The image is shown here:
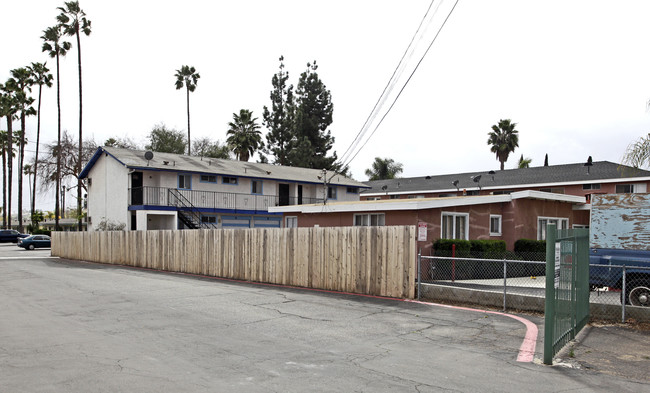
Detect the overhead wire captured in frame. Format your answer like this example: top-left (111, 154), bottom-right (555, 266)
top-left (335, 0), bottom-right (460, 180)
top-left (337, 0), bottom-right (438, 167)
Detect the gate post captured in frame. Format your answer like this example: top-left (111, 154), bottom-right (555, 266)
top-left (543, 224), bottom-right (557, 365)
top-left (417, 249), bottom-right (422, 301)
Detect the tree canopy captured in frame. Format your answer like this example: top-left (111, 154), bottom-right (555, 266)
top-left (145, 124), bottom-right (186, 154)
top-left (193, 137), bottom-right (231, 159)
top-left (226, 109), bottom-right (263, 161)
top-left (621, 133), bottom-right (650, 169)
top-left (487, 119), bottom-right (519, 170)
top-left (517, 154), bottom-right (532, 169)
top-left (174, 65), bottom-right (200, 155)
top-left (365, 157), bottom-right (403, 181)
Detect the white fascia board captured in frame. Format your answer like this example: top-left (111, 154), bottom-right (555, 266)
top-left (361, 176), bottom-right (650, 196)
top-left (269, 195), bottom-right (512, 214)
top-left (510, 190), bottom-right (586, 204)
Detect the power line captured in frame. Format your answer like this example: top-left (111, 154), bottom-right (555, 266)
top-left (337, 0), bottom-right (438, 167)
top-left (339, 0), bottom-right (460, 174)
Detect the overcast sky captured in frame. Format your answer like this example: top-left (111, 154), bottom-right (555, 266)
top-left (2, 0), bottom-right (650, 212)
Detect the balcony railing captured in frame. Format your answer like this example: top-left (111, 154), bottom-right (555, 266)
top-left (129, 186), bottom-right (324, 211)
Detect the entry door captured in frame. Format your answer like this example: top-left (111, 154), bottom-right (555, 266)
top-left (131, 171), bottom-right (143, 205)
top-left (279, 184), bottom-right (290, 206)
top-left (298, 185), bottom-right (303, 205)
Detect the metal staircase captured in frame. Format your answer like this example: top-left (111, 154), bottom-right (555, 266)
top-left (168, 189), bottom-right (219, 229)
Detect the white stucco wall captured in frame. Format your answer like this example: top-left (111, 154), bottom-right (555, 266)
top-left (86, 153), bottom-right (130, 231)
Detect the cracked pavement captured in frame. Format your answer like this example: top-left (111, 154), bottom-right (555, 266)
top-left (0, 244), bottom-right (645, 392)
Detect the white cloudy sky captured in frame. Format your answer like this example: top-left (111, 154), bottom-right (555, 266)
top-left (2, 0), bottom-right (650, 212)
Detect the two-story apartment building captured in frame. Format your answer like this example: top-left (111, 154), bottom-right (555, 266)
top-left (80, 147), bottom-right (369, 231)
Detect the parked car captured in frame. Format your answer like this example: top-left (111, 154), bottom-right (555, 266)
top-left (0, 229), bottom-right (29, 243)
top-left (17, 235), bottom-right (51, 250)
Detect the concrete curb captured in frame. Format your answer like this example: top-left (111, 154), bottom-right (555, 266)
top-left (553, 324), bottom-right (592, 363)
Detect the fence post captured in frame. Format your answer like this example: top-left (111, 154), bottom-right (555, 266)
top-left (452, 244), bottom-right (456, 282)
top-left (503, 258), bottom-right (507, 312)
top-left (417, 249), bottom-right (422, 301)
top-left (543, 224), bottom-right (557, 365)
top-left (622, 265), bottom-right (626, 323)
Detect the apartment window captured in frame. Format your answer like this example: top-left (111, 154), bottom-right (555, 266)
top-left (407, 195), bottom-right (425, 199)
top-left (366, 197), bottom-right (381, 201)
top-left (222, 176), bottom-right (238, 185)
top-left (327, 186), bottom-right (337, 200)
top-left (438, 193), bottom-right (456, 198)
top-left (492, 191), bottom-right (511, 195)
top-left (465, 190), bottom-right (479, 196)
top-left (354, 213), bottom-right (385, 227)
top-left (201, 215), bottom-right (217, 224)
top-left (582, 183), bottom-right (601, 190)
top-left (389, 195), bottom-right (400, 199)
top-left (616, 184), bottom-right (634, 193)
top-left (539, 187), bottom-right (565, 194)
top-left (441, 212), bottom-right (469, 240)
top-left (178, 174), bottom-right (192, 189)
top-left (251, 180), bottom-right (263, 194)
top-left (346, 187), bottom-right (358, 194)
top-left (200, 174), bottom-right (217, 183)
top-left (538, 217), bottom-right (569, 240)
top-left (490, 215), bottom-right (502, 236)
top-left (285, 216), bottom-right (298, 228)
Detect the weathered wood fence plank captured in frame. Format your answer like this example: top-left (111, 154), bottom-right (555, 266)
top-left (52, 226), bottom-right (416, 298)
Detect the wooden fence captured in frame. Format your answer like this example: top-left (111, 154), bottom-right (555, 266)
top-left (52, 226), bottom-right (417, 299)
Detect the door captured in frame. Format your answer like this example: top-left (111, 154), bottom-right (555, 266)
top-left (298, 185), bottom-right (303, 205)
top-left (279, 183), bottom-right (290, 206)
top-left (131, 171), bottom-right (143, 205)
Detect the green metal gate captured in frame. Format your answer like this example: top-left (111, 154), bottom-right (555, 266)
top-left (543, 225), bottom-right (590, 365)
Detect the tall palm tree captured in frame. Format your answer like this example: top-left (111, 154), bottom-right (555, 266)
top-left (174, 65), bottom-right (200, 155)
top-left (42, 25), bottom-right (71, 231)
top-left (621, 133), bottom-right (650, 169)
top-left (0, 130), bottom-right (12, 228)
top-left (226, 109), bottom-right (263, 161)
top-left (0, 83), bottom-right (21, 230)
top-left (365, 157), bottom-right (404, 180)
top-left (9, 68), bottom-right (36, 233)
top-left (27, 62), bottom-right (53, 223)
top-left (487, 119), bottom-right (519, 170)
top-left (58, 1), bottom-right (91, 231)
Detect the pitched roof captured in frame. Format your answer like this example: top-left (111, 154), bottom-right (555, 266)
top-left (361, 161), bottom-right (650, 195)
top-left (80, 147), bottom-right (369, 188)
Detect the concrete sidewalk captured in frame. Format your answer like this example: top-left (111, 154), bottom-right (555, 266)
top-left (556, 323), bottom-right (650, 383)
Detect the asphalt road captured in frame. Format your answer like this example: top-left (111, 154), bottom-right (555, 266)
top-left (0, 243), bottom-right (645, 392)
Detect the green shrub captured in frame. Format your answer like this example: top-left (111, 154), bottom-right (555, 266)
top-left (32, 229), bottom-right (52, 236)
top-left (433, 239), bottom-right (471, 252)
top-left (514, 239), bottom-right (546, 253)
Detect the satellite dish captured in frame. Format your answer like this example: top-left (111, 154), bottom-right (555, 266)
top-left (144, 151), bottom-right (154, 160)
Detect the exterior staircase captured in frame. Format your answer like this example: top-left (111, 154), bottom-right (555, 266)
top-left (168, 189), bottom-right (219, 229)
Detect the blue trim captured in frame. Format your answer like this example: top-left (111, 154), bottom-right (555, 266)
top-left (251, 179), bottom-right (263, 195)
top-left (222, 176), bottom-right (238, 185)
top-left (177, 173), bottom-right (192, 189)
top-left (128, 205), bottom-right (177, 211)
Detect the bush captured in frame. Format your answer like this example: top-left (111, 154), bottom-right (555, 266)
top-left (31, 229), bottom-right (52, 236)
top-left (433, 239), bottom-right (471, 252)
top-left (514, 239), bottom-right (546, 253)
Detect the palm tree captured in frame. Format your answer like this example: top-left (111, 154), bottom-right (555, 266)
top-left (226, 109), bottom-right (263, 161)
top-left (518, 154), bottom-right (532, 169)
top-left (0, 83), bottom-right (20, 230)
top-left (9, 68), bottom-right (37, 233)
top-left (27, 62), bottom-right (53, 223)
top-left (58, 1), bottom-right (91, 231)
top-left (42, 25), bottom-right (71, 231)
top-left (487, 119), bottom-right (519, 171)
top-left (621, 133), bottom-right (650, 169)
top-left (365, 157), bottom-right (404, 180)
top-left (174, 65), bottom-right (200, 155)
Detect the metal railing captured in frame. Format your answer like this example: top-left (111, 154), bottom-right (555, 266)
top-left (128, 186), bottom-right (324, 211)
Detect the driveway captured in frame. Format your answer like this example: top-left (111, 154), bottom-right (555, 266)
top-left (0, 244), bottom-right (644, 392)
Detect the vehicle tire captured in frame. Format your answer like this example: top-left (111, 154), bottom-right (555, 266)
top-left (28, 244), bottom-right (35, 250)
top-left (626, 280), bottom-right (650, 307)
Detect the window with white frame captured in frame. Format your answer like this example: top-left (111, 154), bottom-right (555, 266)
top-left (327, 186), bottom-right (337, 200)
top-left (441, 212), bottom-right (469, 240)
top-left (251, 180), bottom-right (263, 194)
top-left (366, 197), bottom-right (381, 201)
top-left (285, 216), bottom-right (298, 228)
top-left (489, 215), bottom-right (502, 236)
top-left (353, 213), bottom-right (385, 227)
top-left (537, 217), bottom-right (569, 240)
top-left (178, 174), bottom-right (192, 189)
top-left (616, 184), bottom-right (634, 193)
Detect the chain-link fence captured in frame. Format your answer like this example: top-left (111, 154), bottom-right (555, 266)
top-left (417, 251), bottom-right (650, 323)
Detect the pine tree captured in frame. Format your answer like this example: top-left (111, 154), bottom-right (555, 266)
top-left (289, 61), bottom-right (336, 169)
top-left (262, 56), bottom-right (294, 166)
